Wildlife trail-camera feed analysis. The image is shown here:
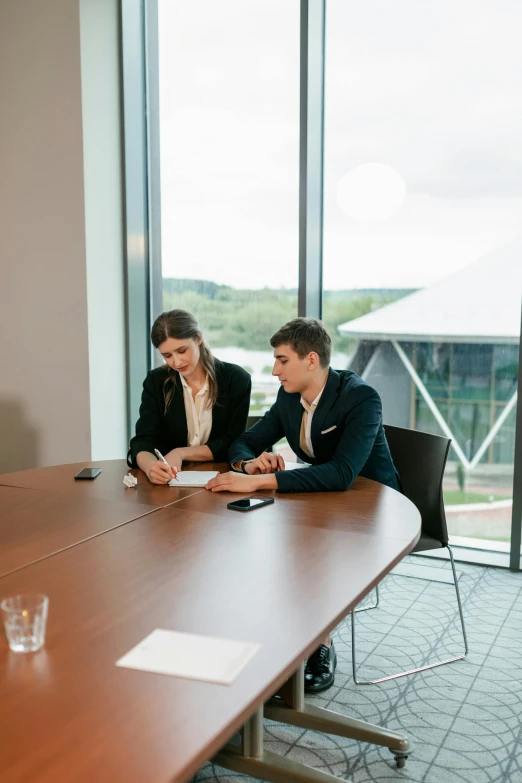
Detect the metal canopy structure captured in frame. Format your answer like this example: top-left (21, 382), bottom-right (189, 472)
top-left (337, 238), bottom-right (522, 474)
top-left (338, 237), bottom-right (522, 345)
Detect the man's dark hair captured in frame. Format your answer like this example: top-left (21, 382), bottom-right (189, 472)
top-left (270, 318), bottom-right (332, 368)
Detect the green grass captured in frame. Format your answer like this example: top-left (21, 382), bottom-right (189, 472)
top-left (443, 490), bottom-right (508, 505)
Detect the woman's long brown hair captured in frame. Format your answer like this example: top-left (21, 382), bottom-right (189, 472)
top-left (151, 310), bottom-right (217, 414)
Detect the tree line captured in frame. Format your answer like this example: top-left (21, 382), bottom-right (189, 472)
top-left (162, 279), bottom-right (413, 354)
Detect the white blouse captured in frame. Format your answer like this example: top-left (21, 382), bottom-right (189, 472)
top-left (179, 374), bottom-right (213, 447)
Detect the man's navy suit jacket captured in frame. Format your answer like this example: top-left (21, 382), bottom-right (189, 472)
top-left (228, 368), bottom-right (401, 493)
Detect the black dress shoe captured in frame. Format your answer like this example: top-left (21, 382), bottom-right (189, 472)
top-left (304, 642), bottom-right (337, 694)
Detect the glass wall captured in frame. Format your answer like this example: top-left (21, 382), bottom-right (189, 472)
top-left (323, 0), bottom-right (522, 548)
top-left (157, 0), bottom-right (300, 419)
top-left (139, 0), bottom-right (522, 556)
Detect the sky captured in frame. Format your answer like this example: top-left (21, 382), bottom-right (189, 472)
top-left (157, 0), bottom-right (522, 291)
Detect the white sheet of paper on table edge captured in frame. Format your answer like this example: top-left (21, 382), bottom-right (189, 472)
top-left (116, 629), bottom-right (260, 686)
top-left (168, 471), bottom-right (219, 487)
top-left (167, 465), bottom-right (305, 487)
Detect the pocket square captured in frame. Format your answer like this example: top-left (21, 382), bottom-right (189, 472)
top-left (321, 425), bottom-right (337, 435)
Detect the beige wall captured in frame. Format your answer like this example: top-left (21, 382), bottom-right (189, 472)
top-left (80, 0), bottom-right (127, 461)
top-left (0, 0), bottom-right (126, 472)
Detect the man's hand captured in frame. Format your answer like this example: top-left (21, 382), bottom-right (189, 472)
top-left (206, 471), bottom-right (277, 493)
top-left (244, 452), bottom-right (285, 475)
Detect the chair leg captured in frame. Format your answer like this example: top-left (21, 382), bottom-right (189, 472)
top-left (354, 583), bottom-right (380, 613)
top-left (352, 546), bottom-right (468, 685)
top-left (447, 545), bottom-right (469, 657)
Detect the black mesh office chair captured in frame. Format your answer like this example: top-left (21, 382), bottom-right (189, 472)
top-left (351, 424), bottom-right (469, 685)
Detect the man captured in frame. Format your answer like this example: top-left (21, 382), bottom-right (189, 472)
top-left (206, 318), bottom-right (400, 692)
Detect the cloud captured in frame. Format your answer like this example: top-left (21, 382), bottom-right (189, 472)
top-left (158, 0), bottom-right (522, 289)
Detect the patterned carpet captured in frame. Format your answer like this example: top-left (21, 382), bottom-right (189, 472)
top-left (191, 557), bottom-right (522, 783)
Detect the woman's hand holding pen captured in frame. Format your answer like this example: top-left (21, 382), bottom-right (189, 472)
top-left (148, 448), bottom-right (181, 485)
top-left (148, 459), bottom-right (178, 484)
top-left (164, 448), bottom-right (183, 473)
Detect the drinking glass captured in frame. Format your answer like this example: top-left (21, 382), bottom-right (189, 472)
top-left (1, 594), bottom-right (49, 652)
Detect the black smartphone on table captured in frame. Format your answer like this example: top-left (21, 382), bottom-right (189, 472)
top-left (74, 468), bottom-right (102, 480)
top-left (227, 496), bottom-right (275, 512)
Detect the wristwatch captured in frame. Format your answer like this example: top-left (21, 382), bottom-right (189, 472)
top-left (232, 460), bottom-right (250, 474)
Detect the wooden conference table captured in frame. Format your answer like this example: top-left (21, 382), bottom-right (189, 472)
top-left (0, 460), bottom-right (420, 783)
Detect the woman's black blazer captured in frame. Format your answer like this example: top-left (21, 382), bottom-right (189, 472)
top-left (128, 359), bottom-right (251, 467)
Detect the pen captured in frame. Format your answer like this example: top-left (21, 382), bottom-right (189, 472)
top-left (154, 449), bottom-right (178, 481)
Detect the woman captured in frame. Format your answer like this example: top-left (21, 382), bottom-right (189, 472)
top-left (128, 309), bottom-right (251, 484)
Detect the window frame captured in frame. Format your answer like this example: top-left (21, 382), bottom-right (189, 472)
top-left (121, 0), bottom-right (522, 570)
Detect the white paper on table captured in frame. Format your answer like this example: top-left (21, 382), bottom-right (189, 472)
top-left (282, 461), bottom-right (308, 470)
top-left (168, 471), bottom-right (219, 487)
top-left (116, 629), bottom-right (260, 685)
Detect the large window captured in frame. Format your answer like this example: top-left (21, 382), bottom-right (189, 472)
top-left (131, 0), bottom-right (522, 562)
top-left (157, 0), bottom-right (300, 418)
top-left (323, 0), bottom-right (522, 549)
